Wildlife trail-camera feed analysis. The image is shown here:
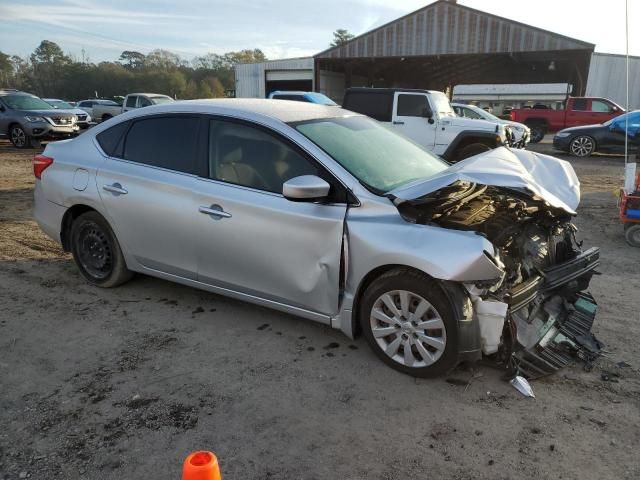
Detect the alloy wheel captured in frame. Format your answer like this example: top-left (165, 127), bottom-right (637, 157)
top-left (10, 127), bottom-right (26, 148)
top-left (369, 290), bottom-right (447, 367)
top-left (570, 136), bottom-right (595, 157)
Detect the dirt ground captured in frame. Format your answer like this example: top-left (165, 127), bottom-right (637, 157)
top-left (1, 138), bottom-right (639, 480)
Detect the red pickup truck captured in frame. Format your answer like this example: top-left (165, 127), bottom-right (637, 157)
top-left (510, 97), bottom-right (625, 143)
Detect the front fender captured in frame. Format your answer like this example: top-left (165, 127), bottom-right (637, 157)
top-left (442, 130), bottom-right (503, 161)
top-left (345, 212), bottom-right (503, 292)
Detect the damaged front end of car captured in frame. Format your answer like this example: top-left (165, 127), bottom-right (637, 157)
top-left (390, 148), bottom-right (603, 378)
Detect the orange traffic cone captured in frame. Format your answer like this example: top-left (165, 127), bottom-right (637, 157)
top-left (182, 451), bottom-right (222, 480)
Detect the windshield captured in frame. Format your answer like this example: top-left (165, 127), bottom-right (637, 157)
top-left (47, 100), bottom-right (74, 109)
top-left (469, 105), bottom-right (500, 121)
top-left (430, 92), bottom-right (455, 118)
top-left (304, 92), bottom-right (338, 106)
top-left (2, 94), bottom-right (54, 110)
top-left (294, 116), bottom-right (448, 193)
top-left (150, 96), bottom-right (174, 105)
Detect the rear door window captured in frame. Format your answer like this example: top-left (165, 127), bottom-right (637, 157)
top-left (572, 99), bottom-right (587, 111)
top-left (343, 91), bottom-right (393, 122)
top-left (122, 116), bottom-right (200, 174)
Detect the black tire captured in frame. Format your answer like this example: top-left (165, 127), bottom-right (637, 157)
top-left (9, 124), bottom-right (35, 149)
top-left (101, 114), bottom-right (112, 122)
top-left (569, 135), bottom-right (596, 157)
top-left (70, 211), bottom-right (133, 287)
top-left (624, 224), bottom-right (640, 247)
top-left (359, 268), bottom-right (459, 378)
top-left (454, 142), bottom-right (491, 162)
top-left (527, 124), bottom-right (546, 143)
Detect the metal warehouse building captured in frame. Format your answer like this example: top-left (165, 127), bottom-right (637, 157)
top-left (235, 0), bottom-right (637, 109)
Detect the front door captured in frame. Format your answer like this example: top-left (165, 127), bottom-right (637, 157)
top-left (194, 118), bottom-right (347, 315)
top-left (96, 114), bottom-right (202, 278)
top-left (392, 92), bottom-right (436, 150)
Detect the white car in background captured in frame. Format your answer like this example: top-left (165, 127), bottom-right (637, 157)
top-left (452, 103), bottom-right (530, 148)
top-left (77, 99), bottom-right (123, 123)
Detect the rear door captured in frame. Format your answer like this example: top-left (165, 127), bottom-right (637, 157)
top-left (193, 117), bottom-right (347, 315)
top-left (392, 92), bottom-right (436, 150)
top-left (96, 114), bottom-right (202, 278)
top-left (565, 98), bottom-right (588, 128)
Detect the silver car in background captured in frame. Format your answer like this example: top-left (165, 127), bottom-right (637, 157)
top-left (452, 102), bottom-right (531, 148)
top-left (33, 99), bottom-right (600, 378)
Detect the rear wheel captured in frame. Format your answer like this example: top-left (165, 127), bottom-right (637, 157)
top-left (624, 224), bottom-right (640, 247)
top-left (70, 211), bottom-right (133, 287)
top-left (569, 135), bottom-right (595, 157)
top-left (454, 142), bottom-right (491, 162)
top-left (10, 125), bottom-right (34, 149)
top-left (359, 269), bottom-right (459, 378)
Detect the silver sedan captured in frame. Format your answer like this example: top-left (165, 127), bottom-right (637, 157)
top-left (33, 99), bottom-right (601, 378)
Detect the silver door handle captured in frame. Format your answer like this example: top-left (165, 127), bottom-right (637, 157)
top-left (392, 121), bottom-right (404, 125)
top-left (199, 205), bottom-right (232, 218)
top-left (103, 183), bottom-right (128, 195)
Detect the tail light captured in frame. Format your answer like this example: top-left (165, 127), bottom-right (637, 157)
top-left (33, 154), bottom-right (54, 179)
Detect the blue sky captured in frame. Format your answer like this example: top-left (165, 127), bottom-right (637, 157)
top-left (0, 0), bottom-right (637, 62)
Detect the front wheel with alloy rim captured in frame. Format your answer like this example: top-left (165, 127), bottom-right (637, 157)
top-left (359, 269), bottom-right (458, 377)
top-left (569, 135), bottom-right (595, 157)
top-left (70, 211), bottom-right (133, 287)
top-left (10, 125), bottom-right (34, 149)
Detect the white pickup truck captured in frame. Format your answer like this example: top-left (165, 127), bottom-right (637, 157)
top-left (76, 99), bottom-right (122, 123)
top-left (342, 88), bottom-right (514, 162)
top-left (121, 93), bottom-right (174, 113)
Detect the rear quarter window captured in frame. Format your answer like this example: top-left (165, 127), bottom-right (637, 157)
top-left (342, 92), bottom-right (393, 122)
top-left (96, 121), bottom-right (130, 157)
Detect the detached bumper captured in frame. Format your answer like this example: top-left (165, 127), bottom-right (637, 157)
top-left (507, 248), bottom-right (602, 378)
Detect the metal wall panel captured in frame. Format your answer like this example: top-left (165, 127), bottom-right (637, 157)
top-left (316, 0), bottom-right (593, 59)
top-left (586, 53), bottom-right (640, 110)
top-left (235, 57), bottom-right (314, 98)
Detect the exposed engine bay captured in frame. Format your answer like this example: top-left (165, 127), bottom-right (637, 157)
top-left (397, 180), bottom-right (602, 378)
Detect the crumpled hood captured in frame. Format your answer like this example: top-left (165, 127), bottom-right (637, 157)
top-left (389, 147), bottom-right (580, 214)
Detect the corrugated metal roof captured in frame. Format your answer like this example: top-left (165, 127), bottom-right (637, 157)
top-left (316, 0), bottom-right (593, 59)
top-left (586, 53), bottom-right (640, 110)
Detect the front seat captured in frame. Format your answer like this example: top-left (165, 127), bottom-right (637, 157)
top-left (217, 136), bottom-right (270, 191)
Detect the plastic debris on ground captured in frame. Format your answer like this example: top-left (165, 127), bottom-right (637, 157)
top-left (510, 375), bottom-right (535, 398)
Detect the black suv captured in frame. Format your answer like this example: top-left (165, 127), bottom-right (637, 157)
top-left (0, 89), bottom-right (79, 148)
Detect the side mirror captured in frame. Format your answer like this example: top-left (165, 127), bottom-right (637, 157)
top-left (283, 175), bottom-right (330, 201)
top-left (611, 106), bottom-right (619, 113)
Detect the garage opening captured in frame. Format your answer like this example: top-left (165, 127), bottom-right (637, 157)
top-left (265, 79), bottom-right (313, 97)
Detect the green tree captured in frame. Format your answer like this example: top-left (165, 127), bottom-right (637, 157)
top-left (224, 49), bottom-right (267, 65)
top-left (29, 40), bottom-right (71, 96)
top-left (145, 49), bottom-right (184, 70)
top-left (0, 51), bottom-right (12, 86)
top-left (330, 29), bottom-right (355, 47)
top-left (118, 50), bottom-right (145, 70)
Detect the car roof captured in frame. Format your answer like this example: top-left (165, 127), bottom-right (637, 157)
top-left (120, 98), bottom-right (358, 124)
top-left (346, 87), bottom-right (440, 95)
top-left (127, 93), bottom-right (171, 97)
top-left (271, 91), bottom-right (308, 96)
